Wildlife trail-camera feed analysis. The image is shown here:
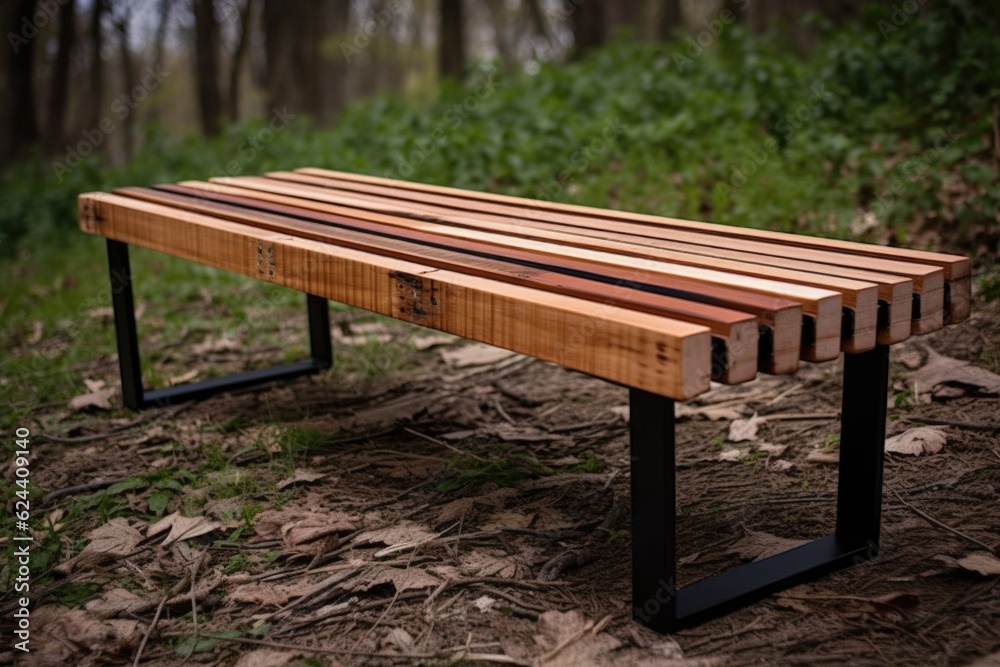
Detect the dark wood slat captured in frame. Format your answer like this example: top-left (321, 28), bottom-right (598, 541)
top-left (116, 186), bottom-right (764, 383)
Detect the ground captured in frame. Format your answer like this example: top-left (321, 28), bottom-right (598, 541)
top-left (2, 265), bottom-right (999, 667)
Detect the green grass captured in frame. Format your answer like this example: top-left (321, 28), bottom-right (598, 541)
top-left (437, 446), bottom-right (553, 493)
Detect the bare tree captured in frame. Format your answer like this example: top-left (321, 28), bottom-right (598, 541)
top-left (46, 0), bottom-right (76, 152)
top-left (111, 0), bottom-right (137, 158)
top-left (193, 0), bottom-right (223, 136)
top-left (571, 0), bottom-right (605, 59)
top-left (86, 0), bottom-right (105, 133)
top-left (657, 0), bottom-right (683, 40)
top-left (227, 0), bottom-right (255, 122)
top-left (438, 0), bottom-right (465, 79)
top-left (0, 0), bottom-right (39, 168)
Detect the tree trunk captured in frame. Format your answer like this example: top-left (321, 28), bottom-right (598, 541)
top-left (571, 0), bottom-right (605, 59)
top-left (45, 0), bottom-right (75, 153)
top-left (607, 0), bottom-right (645, 38)
top-left (438, 0), bottom-right (465, 80)
top-left (193, 0), bottom-right (223, 136)
top-left (112, 6), bottom-right (136, 159)
top-left (317, 0), bottom-right (350, 126)
top-left (656, 0), bottom-right (683, 40)
top-left (86, 0), bottom-right (105, 133)
top-left (228, 0), bottom-right (254, 122)
top-left (0, 0), bottom-right (39, 168)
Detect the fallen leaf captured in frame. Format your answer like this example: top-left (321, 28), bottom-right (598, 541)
top-left (30, 606), bottom-right (141, 663)
top-left (608, 405), bottom-right (630, 423)
top-left (253, 509), bottom-right (358, 544)
top-left (909, 348), bottom-right (1000, 396)
top-left (676, 403), bottom-right (745, 421)
top-left (353, 522), bottom-right (436, 549)
top-left (440, 343), bottom-right (517, 368)
top-left (758, 442), bottom-right (788, 456)
top-left (276, 468), bottom-right (327, 490)
top-left (473, 595), bottom-right (497, 613)
top-left (769, 460), bottom-right (795, 472)
top-left (532, 610), bottom-right (620, 666)
top-left (85, 589), bottom-right (152, 619)
top-left (411, 333), bottom-right (459, 350)
top-left (718, 448), bottom-right (745, 462)
top-left (234, 649), bottom-right (303, 667)
top-left (729, 412), bottom-right (764, 442)
top-left (27, 320), bottom-right (43, 345)
top-left (729, 529), bottom-right (810, 562)
top-left (168, 368), bottom-right (199, 385)
top-left (191, 337), bottom-right (241, 355)
top-left (806, 449), bottom-right (840, 464)
top-left (867, 592), bottom-right (920, 617)
top-left (884, 426), bottom-right (948, 456)
top-left (57, 518), bottom-right (143, 573)
top-left (956, 551), bottom-right (1000, 576)
top-left (148, 512), bottom-right (221, 546)
top-left (87, 306), bottom-right (114, 319)
top-left (69, 385), bottom-right (117, 411)
top-left (365, 567), bottom-right (440, 592)
top-left (385, 627), bottom-right (415, 652)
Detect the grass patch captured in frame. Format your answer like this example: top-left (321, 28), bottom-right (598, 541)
top-left (437, 446), bottom-right (552, 493)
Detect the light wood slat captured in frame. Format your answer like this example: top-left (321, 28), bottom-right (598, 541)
top-left (249, 175), bottom-right (886, 352)
top-left (151, 183), bottom-right (804, 377)
top-left (296, 167), bottom-right (970, 323)
top-left (271, 171), bottom-right (919, 345)
top-left (197, 177), bottom-right (845, 362)
top-left (116, 186), bottom-right (761, 384)
top-left (79, 193), bottom-right (713, 400)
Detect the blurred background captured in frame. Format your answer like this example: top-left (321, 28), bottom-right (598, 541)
top-left (0, 0), bottom-right (997, 263)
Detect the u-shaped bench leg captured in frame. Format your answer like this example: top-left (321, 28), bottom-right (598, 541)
top-left (630, 345), bottom-right (889, 632)
top-left (107, 239), bottom-right (333, 410)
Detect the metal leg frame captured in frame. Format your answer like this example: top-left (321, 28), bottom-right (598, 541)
top-left (108, 239), bottom-right (333, 410)
top-left (630, 344), bottom-right (889, 632)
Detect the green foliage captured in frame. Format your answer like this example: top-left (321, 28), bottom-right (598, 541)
top-left (1, 0), bottom-right (996, 259)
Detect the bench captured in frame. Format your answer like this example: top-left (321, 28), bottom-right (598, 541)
top-left (78, 169), bottom-right (971, 634)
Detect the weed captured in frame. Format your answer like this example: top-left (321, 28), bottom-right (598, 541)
top-left (437, 446), bottom-right (552, 492)
top-left (821, 434), bottom-right (841, 452)
top-left (53, 582), bottom-right (102, 608)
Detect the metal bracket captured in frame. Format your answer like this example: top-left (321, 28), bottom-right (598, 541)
top-left (107, 239), bottom-right (333, 410)
top-left (630, 344), bottom-right (889, 632)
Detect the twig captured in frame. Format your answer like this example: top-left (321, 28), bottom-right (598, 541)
top-left (902, 416), bottom-right (1000, 431)
top-left (132, 594), bottom-right (168, 667)
top-left (41, 477), bottom-right (131, 505)
top-left (891, 490), bottom-right (996, 553)
top-left (403, 427), bottom-right (486, 462)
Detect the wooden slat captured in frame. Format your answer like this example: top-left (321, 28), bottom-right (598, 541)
top-left (115, 186), bottom-right (761, 384)
top-left (192, 178), bottom-right (844, 363)
top-left (78, 192), bottom-right (713, 400)
top-left (149, 183), bottom-right (804, 376)
top-left (296, 167), bottom-right (969, 323)
top-left (242, 175), bottom-right (883, 353)
top-left (271, 171), bottom-right (919, 345)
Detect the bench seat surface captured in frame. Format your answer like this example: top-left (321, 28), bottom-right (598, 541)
top-left (78, 169), bottom-right (970, 400)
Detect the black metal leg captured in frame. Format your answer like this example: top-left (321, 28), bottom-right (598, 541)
top-left (107, 241), bottom-right (333, 410)
top-left (630, 345), bottom-right (891, 632)
top-left (108, 239), bottom-right (145, 410)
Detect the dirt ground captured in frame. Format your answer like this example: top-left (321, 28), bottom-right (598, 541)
top-left (3, 293), bottom-right (1000, 667)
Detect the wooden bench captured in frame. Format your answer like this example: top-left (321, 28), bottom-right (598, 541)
top-left (78, 169), bottom-right (971, 633)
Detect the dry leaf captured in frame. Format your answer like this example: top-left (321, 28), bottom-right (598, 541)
top-left (608, 405), bottom-right (630, 423)
top-left (718, 448), bottom-right (745, 462)
top-left (57, 518), bottom-right (143, 573)
top-left (533, 610), bottom-right (620, 667)
top-left (69, 385), bottom-right (117, 411)
top-left (440, 343), bottom-right (517, 368)
top-left (353, 522), bottom-right (436, 548)
top-left (234, 649), bottom-right (303, 667)
top-left (729, 530), bottom-right (810, 562)
top-left (411, 333), bottom-right (458, 350)
top-left (884, 426), bottom-right (948, 456)
top-left (85, 588), bottom-right (152, 619)
top-left (148, 512), bottom-right (221, 546)
top-left (806, 449), bottom-right (840, 464)
top-left (909, 348), bottom-right (1000, 396)
top-left (729, 412), bottom-right (764, 442)
top-left (956, 551), bottom-right (1000, 576)
top-left (191, 337), bottom-right (241, 355)
top-left (27, 320), bottom-right (43, 345)
top-left (30, 606), bottom-right (141, 662)
top-left (676, 403), bottom-right (745, 421)
top-left (758, 442), bottom-right (788, 456)
top-left (474, 595), bottom-right (497, 613)
top-left (344, 566), bottom-right (440, 593)
top-left (276, 468), bottom-right (327, 490)
top-left (253, 509), bottom-right (358, 544)
top-left (385, 627), bottom-right (416, 652)
top-left (168, 368), bottom-right (199, 385)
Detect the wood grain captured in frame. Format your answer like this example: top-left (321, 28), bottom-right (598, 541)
top-left (115, 186), bottom-right (761, 384)
top-left (191, 178), bottom-right (844, 363)
top-left (295, 167), bottom-right (969, 323)
top-left (78, 192), bottom-right (713, 400)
